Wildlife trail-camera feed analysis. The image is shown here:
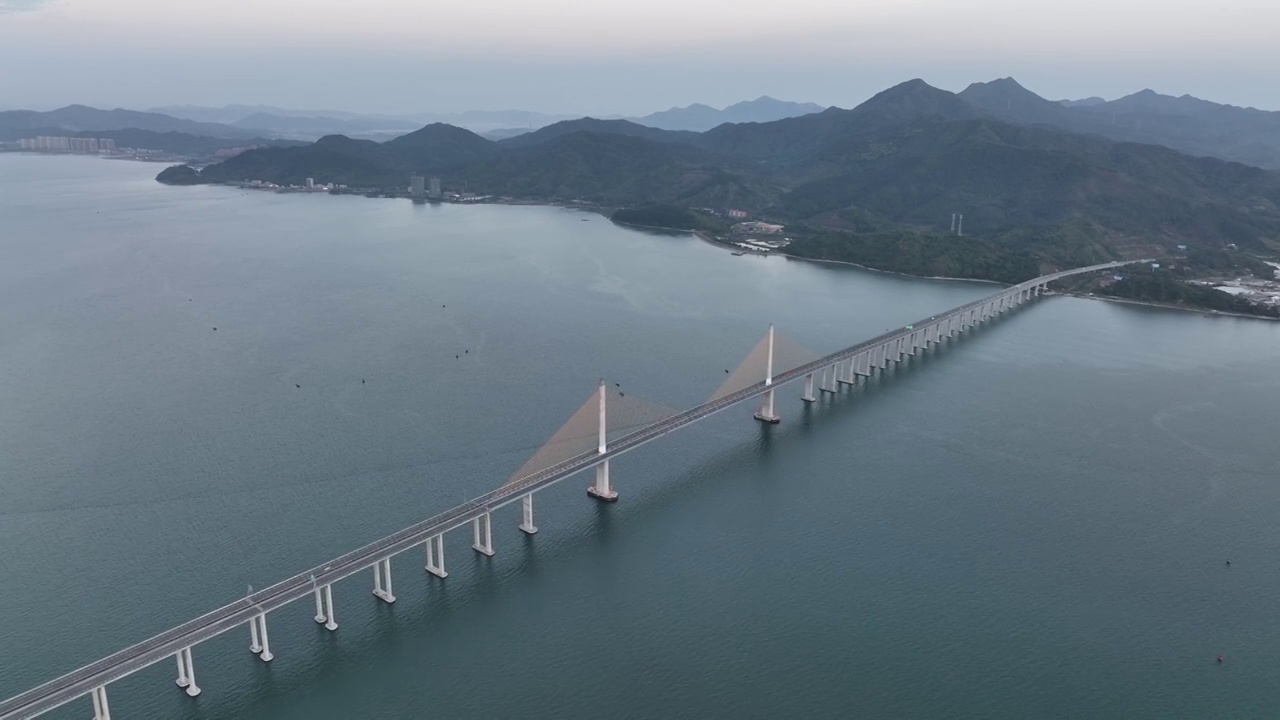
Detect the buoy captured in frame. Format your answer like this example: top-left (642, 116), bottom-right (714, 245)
top-left (1217, 655), bottom-right (1225, 663)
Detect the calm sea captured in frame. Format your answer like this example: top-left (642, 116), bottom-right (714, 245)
top-left (2, 154), bottom-right (1279, 719)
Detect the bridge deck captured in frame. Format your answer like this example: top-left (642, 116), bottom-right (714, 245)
top-left (0, 260), bottom-right (1138, 719)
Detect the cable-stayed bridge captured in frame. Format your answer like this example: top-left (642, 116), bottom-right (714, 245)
top-left (0, 260), bottom-right (1141, 719)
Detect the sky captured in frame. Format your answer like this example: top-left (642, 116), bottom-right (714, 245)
top-left (1, 0), bottom-right (1277, 115)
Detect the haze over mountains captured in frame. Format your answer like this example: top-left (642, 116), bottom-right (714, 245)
top-left (636, 97), bottom-right (827, 132)
top-left (960, 78), bottom-right (1280, 169)
top-left (147, 97), bottom-right (826, 138)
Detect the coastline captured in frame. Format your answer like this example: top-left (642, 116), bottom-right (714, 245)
top-left (694, 230), bottom-right (1004, 285)
top-left (1061, 292), bottom-right (1280, 321)
top-left (155, 179), bottom-right (1280, 321)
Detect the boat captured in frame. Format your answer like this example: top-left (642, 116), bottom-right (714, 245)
top-left (731, 251), bottom-right (745, 256)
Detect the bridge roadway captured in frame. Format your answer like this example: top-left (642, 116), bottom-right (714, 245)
top-left (0, 259), bottom-right (1141, 719)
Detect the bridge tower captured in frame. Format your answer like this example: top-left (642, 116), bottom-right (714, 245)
top-left (587, 380), bottom-right (618, 502)
top-left (754, 324), bottom-right (781, 424)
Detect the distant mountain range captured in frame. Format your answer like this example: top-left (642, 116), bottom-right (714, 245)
top-left (0, 105), bottom-right (258, 139)
top-left (148, 99), bottom-right (825, 138)
top-left (151, 105), bottom-right (582, 137)
top-left (169, 78), bottom-right (1280, 284)
top-left (636, 96), bottom-right (827, 132)
top-left (959, 78), bottom-right (1280, 169)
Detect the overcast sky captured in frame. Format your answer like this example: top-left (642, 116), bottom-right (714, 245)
top-left (1, 0), bottom-right (1275, 115)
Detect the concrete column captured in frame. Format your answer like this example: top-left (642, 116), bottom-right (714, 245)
top-left (313, 585), bottom-right (326, 623)
top-left (855, 352), bottom-right (871, 377)
top-left (838, 358), bottom-right (854, 386)
top-left (755, 387), bottom-right (780, 423)
top-left (425, 534), bottom-right (448, 578)
top-left (588, 380), bottom-right (618, 501)
top-left (472, 512), bottom-right (494, 556)
top-left (754, 325), bottom-right (781, 423)
top-left (182, 647), bottom-right (201, 697)
top-left (93, 686), bottom-right (111, 720)
top-left (519, 494), bottom-right (538, 534)
top-left (820, 365), bottom-right (834, 393)
top-left (249, 613), bottom-right (262, 654)
top-left (175, 651), bottom-right (190, 688)
top-left (323, 584), bottom-right (337, 631)
top-left (802, 373), bottom-right (816, 402)
top-left (257, 614), bottom-right (274, 662)
top-left (373, 558), bottom-right (395, 603)
top-left (764, 324), bottom-right (775, 385)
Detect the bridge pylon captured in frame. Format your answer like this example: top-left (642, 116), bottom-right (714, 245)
top-left (587, 379), bottom-right (619, 501)
top-left (753, 324), bottom-right (781, 424)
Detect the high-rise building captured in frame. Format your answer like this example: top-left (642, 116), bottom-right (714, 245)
top-left (428, 177), bottom-right (442, 199)
top-left (306, 178), bottom-right (315, 189)
top-left (410, 175), bottom-right (426, 197)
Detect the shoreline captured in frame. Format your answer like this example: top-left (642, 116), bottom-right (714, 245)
top-left (1061, 292), bottom-right (1280, 321)
top-left (157, 177), bottom-right (1280, 322)
top-left (694, 230), bottom-right (1004, 285)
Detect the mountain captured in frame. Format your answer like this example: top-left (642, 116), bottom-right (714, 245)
top-left (695, 79), bottom-right (978, 164)
top-left (199, 124), bottom-right (494, 187)
top-left (231, 112), bottom-right (421, 139)
top-left (382, 123), bottom-right (495, 169)
top-left (151, 104), bottom-right (376, 124)
top-left (168, 78), bottom-right (1280, 290)
top-left (959, 78), bottom-right (1280, 170)
top-left (959, 77), bottom-right (1074, 127)
top-left (466, 131), bottom-right (769, 207)
top-left (637, 96), bottom-right (825, 132)
top-left (497, 118), bottom-right (699, 149)
top-left (0, 105), bottom-right (258, 139)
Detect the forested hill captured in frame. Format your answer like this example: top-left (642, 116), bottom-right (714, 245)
top-left (164, 78), bottom-right (1280, 280)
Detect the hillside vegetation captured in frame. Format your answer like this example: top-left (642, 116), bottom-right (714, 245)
top-left (160, 79), bottom-right (1280, 295)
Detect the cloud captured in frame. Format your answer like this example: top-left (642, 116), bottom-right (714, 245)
top-left (0, 0), bottom-right (55, 13)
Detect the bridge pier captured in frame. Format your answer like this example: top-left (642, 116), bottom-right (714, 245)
top-left (802, 373), bottom-right (816, 402)
top-left (313, 584), bottom-right (338, 630)
top-left (820, 365), bottom-right (836, 394)
top-left (855, 352), bottom-right (872, 377)
top-left (249, 611), bottom-right (261, 654)
top-left (91, 686), bottom-right (110, 720)
top-left (837, 358), bottom-right (855, 386)
top-left (519, 494), bottom-right (538, 534)
top-left (373, 558), bottom-right (395, 603)
top-left (589, 460), bottom-right (617, 501)
top-left (472, 513), bottom-right (495, 556)
top-left (256, 614), bottom-right (273, 662)
top-left (425, 534), bottom-right (448, 577)
top-left (754, 388), bottom-right (780, 423)
top-left (175, 647), bottom-right (200, 697)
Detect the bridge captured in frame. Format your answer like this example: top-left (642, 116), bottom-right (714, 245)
top-left (0, 260), bottom-right (1141, 719)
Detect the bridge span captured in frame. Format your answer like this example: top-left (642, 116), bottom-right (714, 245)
top-left (0, 260), bottom-right (1141, 719)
